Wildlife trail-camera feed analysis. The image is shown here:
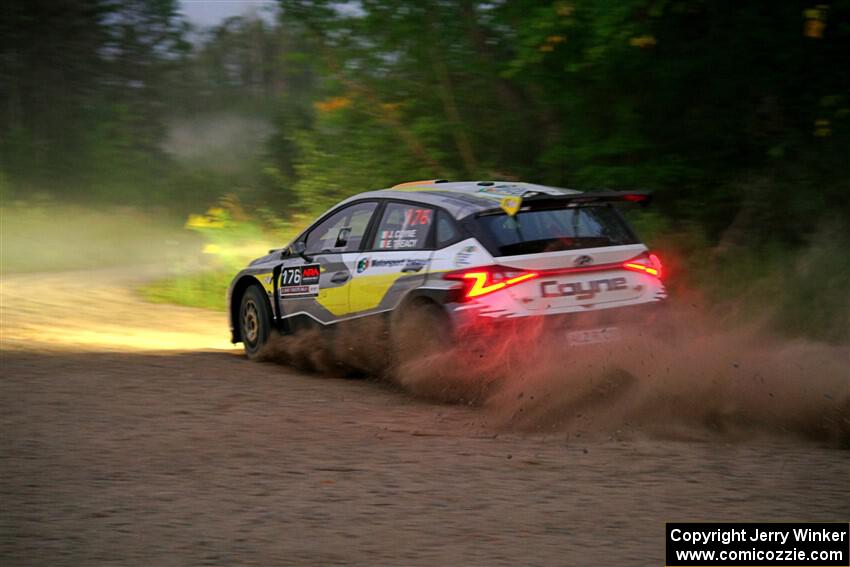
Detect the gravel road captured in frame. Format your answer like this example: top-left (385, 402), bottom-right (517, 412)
top-left (1, 268), bottom-right (848, 566)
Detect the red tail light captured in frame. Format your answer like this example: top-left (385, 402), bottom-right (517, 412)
top-left (444, 266), bottom-right (539, 299)
top-left (622, 252), bottom-right (663, 279)
top-left (445, 254), bottom-right (660, 300)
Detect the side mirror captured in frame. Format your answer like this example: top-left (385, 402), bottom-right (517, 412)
top-left (334, 227), bottom-right (351, 249)
top-left (289, 241), bottom-right (313, 262)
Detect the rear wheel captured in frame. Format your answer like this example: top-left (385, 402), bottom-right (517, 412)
top-left (240, 285), bottom-right (272, 359)
top-left (390, 299), bottom-right (452, 365)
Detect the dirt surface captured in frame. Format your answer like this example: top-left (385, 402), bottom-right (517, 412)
top-left (1, 268), bottom-right (849, 566)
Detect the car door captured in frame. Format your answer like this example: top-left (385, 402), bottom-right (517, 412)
top-left (349, 201), bottom-right (436, 314)
top-left (278, 201), bottom-right (379, 324)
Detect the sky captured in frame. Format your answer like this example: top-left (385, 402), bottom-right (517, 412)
top-left (179, 0), bottom-right (277, 28)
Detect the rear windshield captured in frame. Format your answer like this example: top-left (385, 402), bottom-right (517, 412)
top-left (475, 205), bottom-right (637, 256)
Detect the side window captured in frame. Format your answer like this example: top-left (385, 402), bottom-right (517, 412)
top-left (435, 210), bottom-right (460, 248)
top-left (304, 202), bottom-right (378, 255)
top-left (371, 202), bottom-right (434, 250)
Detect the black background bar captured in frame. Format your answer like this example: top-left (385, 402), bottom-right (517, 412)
top-left (666, 523), bottom-right (849, 566)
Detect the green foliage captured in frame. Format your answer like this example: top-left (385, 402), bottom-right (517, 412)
top-left (288, 107), bottom-right (440, 214)
top-left (183, 196), bottom-right (296, 268)
top-left (0, 0), bottom-right (189, 199)
top-left (139, 197), bottom-right (297, 311)
top-left (0, 170), bottom-right (9, 202)
top-left (139, 270), bottom-right (233, 312)
top-left (775, 239), bottom-right (850, 343)
top-left (697, 231), bottom-right (850, 344)
top-left (0, 201), bottom-right (196, 274)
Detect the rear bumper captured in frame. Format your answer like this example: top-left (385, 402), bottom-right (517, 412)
top-left (539, 300), bottom-right (666, 330)
top-left (448, 299), bottom-right (668, 339)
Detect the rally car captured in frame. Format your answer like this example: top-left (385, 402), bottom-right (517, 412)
top-left (228, 180), bottom-right (667, 359)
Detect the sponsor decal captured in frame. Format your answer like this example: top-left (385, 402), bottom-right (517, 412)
top-left (540, 277), bottom-right (628, 300)
top-left (279, 285), bottom-right (315, 297)
top-left (302, 266), bottom-right (320, 280)
top-left (454, 245), bottom-right (477, 266)
top-left (358, 257), bottom-right (430, 270)
top-left (402, 259), bottom-right (428, 272)
top-left (279, 264), bottom-right (321, 297)
top-left (499, 195), bottom-right (522, 216)
top-left (356, 257), bottom-right (370, 273)
top-left (478, 184), bottom-right (527, 197)
top-left (372, 258), bottom-right (406, 268)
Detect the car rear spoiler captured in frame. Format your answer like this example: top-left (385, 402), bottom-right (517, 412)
top-left (478, 190), bottom-right (653, 216)
top-left (526, 189), bottom-right (652, 206)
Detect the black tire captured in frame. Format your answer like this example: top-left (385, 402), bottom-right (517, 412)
top-left (389, 299), bottom-right (452, 365)
top-left (239, 285), bottom-right (272, 360)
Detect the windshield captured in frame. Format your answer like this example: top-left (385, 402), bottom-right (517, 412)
top-left (475, 205), bottom-right (637, 256)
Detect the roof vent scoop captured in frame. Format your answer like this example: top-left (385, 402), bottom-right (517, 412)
top-left (477, 181), bottom-right (495, 186)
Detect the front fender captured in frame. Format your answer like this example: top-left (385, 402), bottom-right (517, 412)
top-left (228, 270), bottom-right (278, 343)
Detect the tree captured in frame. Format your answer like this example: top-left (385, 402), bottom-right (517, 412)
top-left (0, 0), bottom-right (189, 200)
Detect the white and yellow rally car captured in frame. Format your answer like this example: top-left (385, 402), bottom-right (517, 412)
top-left (228, 180), bottom-right (667, 359)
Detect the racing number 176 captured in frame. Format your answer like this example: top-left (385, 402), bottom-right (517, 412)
top-left (404, 208), bottom-right (432, 225)
top-left (281, 267), bottom-right (302, 285)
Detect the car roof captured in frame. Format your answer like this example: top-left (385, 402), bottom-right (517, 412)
top-left (334, 180), bottom-right (582, 219)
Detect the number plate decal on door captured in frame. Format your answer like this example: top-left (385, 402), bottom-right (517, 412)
top-left (279, 264), bottom-right (321, 298)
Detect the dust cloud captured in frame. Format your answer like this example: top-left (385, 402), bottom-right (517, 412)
top-left (257, 317), bottom-right (392, 377)
top-left (162, 113), bottom-right (273, 172)
top-left (259, 305), bottom-right (850, 446)
top-left (1, 203), bottom-right (202, 274)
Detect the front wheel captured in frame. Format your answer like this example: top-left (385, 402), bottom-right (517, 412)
top-left (240, 285), bottom-right (272, 359)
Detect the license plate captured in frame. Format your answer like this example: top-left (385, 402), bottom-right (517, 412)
top-left (567, 326), bottom-right (620, 346)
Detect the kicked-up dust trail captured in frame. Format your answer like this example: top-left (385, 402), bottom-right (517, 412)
top-left (260, 305), bottom-right (850, 445)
